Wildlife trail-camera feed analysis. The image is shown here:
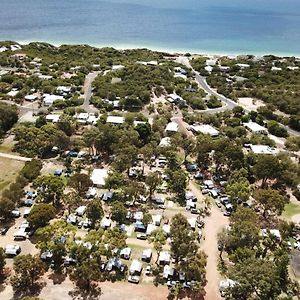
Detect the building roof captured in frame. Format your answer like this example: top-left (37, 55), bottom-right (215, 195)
top-left (189, 124), bottom-right (219, 136)
top-left (159, 137), bottom-right (171, 147)
top-left (146, 224), bottom-right (157, 235)
top-left (120, 247), bottom-right (132, 257)
top-left (158, 251), bottom-right (171, 263)
top-left (249, 144), bottom-right (278, 155)
top-left (46, 114), bottom-right (60, 123)
top-left (244, 122), bottom-right (267, 133)
top-left (129, 259), bottom-right (142, 273)
top-left (91, 169), bottom-right (108, 186)
top-left (165, 122), bottom-right (178, 132)
top-left (106, 116), bottom-right (125, 124)
top-left (141, 248), bottom-right (152, 259)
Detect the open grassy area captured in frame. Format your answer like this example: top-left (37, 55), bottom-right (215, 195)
top-left (282, 202), bottom-right (300, 220)
top-left (0, 157), bottom-right (24, 194)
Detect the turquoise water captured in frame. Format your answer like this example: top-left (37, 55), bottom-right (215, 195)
top-left (0, 0), bottom-right (300, 55)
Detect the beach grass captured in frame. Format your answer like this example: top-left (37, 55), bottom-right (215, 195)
top-left (283, 202), bottom-right (300, 220)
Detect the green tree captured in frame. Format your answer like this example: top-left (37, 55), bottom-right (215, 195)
top-left (11, 255), bottom-right (46, 293)
top-left (69, 258), bottom-right (101, 291)
top-left (111, 201), bottom-right (127, 224)
top-left (20, 159), bottom-right (43, 181)
top-left (181, 136), bottom-right (195, 162)
top-left (227, 207), bottom-right (260, 251)
top-left (0, 197), bottom-right (15, 220)
top-left (28, 204), bottom-right (56, 229)
top-left (145, 172), bottom-right (162, 201)
top-left (253, 189), bottom-right (286, 219)
top-left (0, 247), bottom-right (6, 280)
top-left (105, 172), bottom-right (125, 191)
top-left (253, 155), bottom-right (281, 187)
top-left (148, 229), bottom-right (166, 265)
top-left (170, 214), bottom-right (197, 263)
top-left (61, 192), bottom-right (80, 215)
top-left (135, 122), bottom-right (151, 143)
top-left (226, 169), bottom-right (251, 205)
top-left (68, 173), bottom-right (92, 197)
top-left (86, 199), bottom-right (104, 228)
top-left (167, 170), bottom-right (188, 202)
top-left (34, 175), bottom-right (65, 206)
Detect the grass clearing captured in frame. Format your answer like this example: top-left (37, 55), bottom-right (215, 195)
top-left (0, 157), bottom-right (25, 194)
top-left (283, 202), bottom-right (300, 220)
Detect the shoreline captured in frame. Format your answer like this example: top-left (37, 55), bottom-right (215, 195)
top-left (15, 39), bottom-right (300, 59)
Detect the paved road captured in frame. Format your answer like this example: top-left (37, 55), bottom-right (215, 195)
top-left (177, 56), bottom-right (300, 136)
top-left (82, 72), bottom-right (100, 113)
top-left (176, 56), bottom-right (237, 114)
top-left (0, 152), bottom-right (31, 162)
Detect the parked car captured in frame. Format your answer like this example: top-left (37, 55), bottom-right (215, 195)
top-left (145, 265), bottom-right (152, 275)
top-left (191, 208), bottom-right (200, 215)
top-left (128, 275), bottom-right (140, 284)
top-left (136, 233), bottom-right (147, 240)
top-left (1, 226), bottom-right (9, 235)
top-left (11, 209), bottom-right (21, 218)
top-left (215, 199), bottom-right (221, 208)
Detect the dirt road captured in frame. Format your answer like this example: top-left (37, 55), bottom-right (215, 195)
top-left (202, 205), bottom-right (229, 300)
top-left (0, 152), bottom-right (31, 162)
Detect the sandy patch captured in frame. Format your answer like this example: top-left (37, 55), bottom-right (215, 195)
top-left (292, 214), bottom-right (300, 224)
top-left (237, 97), bottom-right (264, 112)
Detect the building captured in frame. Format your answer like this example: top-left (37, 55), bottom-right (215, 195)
top-left (100, 217), bottom-right (111, 229)
top-left (165, 122), bottom-right (178, 133)
top-left (163, 265), bottom-right (175, 279)
top-left (146, 224), bottom-right (157, 236)
top-left (25, 94), bottom-right (38, 101)
top-left (158, 251), bottom-right (171, 265)
top-left (129, 259), bottom-right (143, 275)
top-left (91, 169), bottom-right (108, 187)
top-left (75, 206), bottom-right (86, 216)
top-left (189, 124), bottom-right (219, 137)
top-left (141, 249), bottom-right (152, 262)
top-left (112, 65), bottom-right (125, 71)
top-left (187, 217), bottom-right (197, 230)
top-left (106, 116), bottom-right (125, 125)
top-left (120, 247), bottom-right (132, 260)
top-left (46, 114), bottom-right (60, 123)
top-left (159, 137), bottom-right (171, 147)
top-left (152, 214), bottom-right (162, 226)
top-left (244, 122), bottom-right (267, 134)
top-left (43, 94), bottom-right (64, 106)
top-left (249, 144), bottom-right (278, 155)
top-left (76, 113), bottom-right (89, 124)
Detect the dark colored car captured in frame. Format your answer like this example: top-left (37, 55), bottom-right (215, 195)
top-left (1, 226), bottom-right (9, 235)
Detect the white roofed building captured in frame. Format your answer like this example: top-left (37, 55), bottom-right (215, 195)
top-left (249, 145), bottom-right (278, 155)
top-left (189, 124), bottom-right (219, 137)
top-left (244, 122), bottom-right (267, 134)
top-left (165, 122), bottom-right (178, 133)
top-left (91, 169), bottom-right (108, 187)
top-left (107, 116), bottom-right (125, 125)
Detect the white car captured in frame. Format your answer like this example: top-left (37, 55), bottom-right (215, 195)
top-left (128, 275), bottom-right (140, 284)
top-left (11, 209), bottom-right (21, 218)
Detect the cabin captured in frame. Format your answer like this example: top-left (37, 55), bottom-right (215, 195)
top-left (91, 169), bottom-right (108, 187)
top-left (158, 251), bottom-right (171, 265)
top-left (120, 247), bottom-right (132, 260)
top-left (129, 260), bottom-right (143, 275)
top-left (165, 122), bottom-right (178, 133)
top-left (141, 249), bottom-right (152, 262)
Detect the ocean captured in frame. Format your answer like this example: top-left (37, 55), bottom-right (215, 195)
top-left (0, 0), bottom-right (300, 56)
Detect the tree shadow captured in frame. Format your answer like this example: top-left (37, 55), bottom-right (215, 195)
top-left (48, 271), bottom-right (67, 285)
top-left (69, 282), bottom-right (102, 300)
top-left (12, 282), bottom-right (46, 300)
